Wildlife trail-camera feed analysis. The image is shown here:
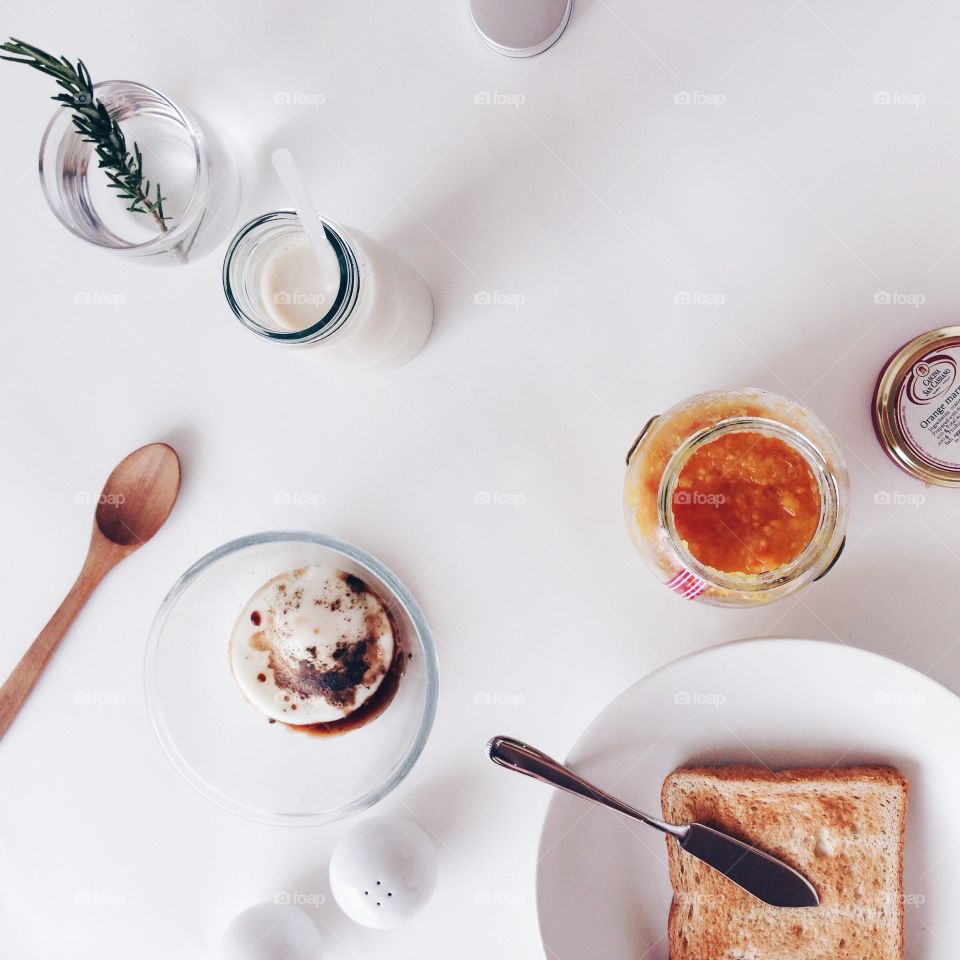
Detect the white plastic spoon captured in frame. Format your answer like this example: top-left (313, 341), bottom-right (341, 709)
top-left (271, 147), bottom-right (332, 270)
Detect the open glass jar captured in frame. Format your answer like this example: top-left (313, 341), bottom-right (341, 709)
top-left (39, 81), bottom-right (239, 264)
top-left (623, 389), bottom-right (849, 606)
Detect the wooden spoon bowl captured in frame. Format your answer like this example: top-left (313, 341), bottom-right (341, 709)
top-left (93, 443), bottom-right (181, 548)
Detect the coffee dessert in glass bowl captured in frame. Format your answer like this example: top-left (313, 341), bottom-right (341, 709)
top-left (145, 532), bottom-right (437, 825)
top-left (230, 564), bottom-right (403, 735)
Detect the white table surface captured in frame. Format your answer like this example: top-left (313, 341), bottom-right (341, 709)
top-left (2, 1), bottom-right (960, 957)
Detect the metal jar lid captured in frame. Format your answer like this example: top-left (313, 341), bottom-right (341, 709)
top-left (872, 325), bottom-right (960, 486)
top-left (469, 0), bottom-right (572, 58)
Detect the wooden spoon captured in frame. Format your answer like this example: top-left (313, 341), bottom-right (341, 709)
top-left (0, 442), bottom-right (180, 741)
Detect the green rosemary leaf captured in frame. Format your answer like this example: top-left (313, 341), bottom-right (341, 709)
top-left (2, 37), bottom-right (170, 233)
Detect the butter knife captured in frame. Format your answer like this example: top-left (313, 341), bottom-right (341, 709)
top-left (487, 735), bottom-right (819, 909)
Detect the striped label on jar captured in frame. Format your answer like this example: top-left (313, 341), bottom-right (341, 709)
top-left (666, 569), bottom-right (708, 600)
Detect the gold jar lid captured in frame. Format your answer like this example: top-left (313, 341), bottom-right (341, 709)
top-left (873, 326), bottom-right (960, 486)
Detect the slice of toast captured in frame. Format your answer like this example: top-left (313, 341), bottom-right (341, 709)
top-left (661, 765), bottom-right (908, 960)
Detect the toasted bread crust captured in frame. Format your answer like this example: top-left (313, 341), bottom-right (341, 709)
top-left (662, 763), bottom-right (909, 793)
top-left (662, 765), bottom-right (908, 960)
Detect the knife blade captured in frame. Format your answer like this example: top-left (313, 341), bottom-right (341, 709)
top-left (679, 822), bottom-right (819, 908)
top-left (488, 735), bottom-right (819, 909)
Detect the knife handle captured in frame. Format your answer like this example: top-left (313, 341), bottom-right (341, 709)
top-left (487, 735), bottom-right (687, 840)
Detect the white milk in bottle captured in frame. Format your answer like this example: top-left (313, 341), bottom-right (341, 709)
top-left (224, 211), bottom-right (433, 369)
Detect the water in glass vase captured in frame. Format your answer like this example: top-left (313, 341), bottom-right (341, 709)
top-left (80, 107), bottom-right (199, 245)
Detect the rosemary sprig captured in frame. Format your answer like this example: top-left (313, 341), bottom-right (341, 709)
top-left (1, 38), bottom-right (170, 232)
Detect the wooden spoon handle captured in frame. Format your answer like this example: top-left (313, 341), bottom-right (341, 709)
top-left (0, 552), bottom-right (114, 741)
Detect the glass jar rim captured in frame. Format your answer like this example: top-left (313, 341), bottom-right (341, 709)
top-left (221, 210), bottom-right (360, 344)
top-left (657, 417), bottom-right (843, 592)
top-left (38, 79), bottom-right (207, 253)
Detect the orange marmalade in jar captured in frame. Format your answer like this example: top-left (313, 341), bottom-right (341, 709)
top-left (623, 389), bottom-right (849, 606)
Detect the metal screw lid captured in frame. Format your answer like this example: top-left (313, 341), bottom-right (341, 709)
top-left (872, 325), bottom-right (960, 486)
top-left (469, 0), bottom-right (572, 58)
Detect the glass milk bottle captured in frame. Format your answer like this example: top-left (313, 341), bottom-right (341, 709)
top-left (223, 211), bottom-right (433, 369)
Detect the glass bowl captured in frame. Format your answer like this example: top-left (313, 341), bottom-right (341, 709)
top-left (144, 532), bottom-right (438, 826)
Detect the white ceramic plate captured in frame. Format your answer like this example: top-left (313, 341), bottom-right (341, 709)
top-left (536, 638), bottom-right (960, 960)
